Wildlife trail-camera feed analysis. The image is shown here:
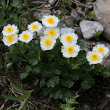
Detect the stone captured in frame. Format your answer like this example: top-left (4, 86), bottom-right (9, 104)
top-left (71, 9), bottom-right (79, 20)
top-left (49, 0), bottom-right (57, 5)
top-left (61, 16), bottom-right (78, 26)
top-left (57, 22), bottom-right (66, 29)
top-left (80, 20), bottom-right (104, 40)
top-left (93, 0), bottom-right (110, 41)
top-left (74, 27), bottom-right (83, 38)
top-left (60, 28), bottom-right (75, 35)
top-left (33, 9), bottom-right (51, 21)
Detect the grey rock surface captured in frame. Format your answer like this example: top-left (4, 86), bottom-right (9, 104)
top-left (80, 20), bottom-right (104, 40)
top-left (93, 0), bottom-right (110, 41)
top-left (60, 28), bottom-right (75, 34)
top-left (61, 16), bottom-right (78, 26)
top-left (57, 22), bottom-right (66, 29)
top-left (49, 0), bottom-right (57, 5)
top-left (33, 9), bottom-right (51, 21)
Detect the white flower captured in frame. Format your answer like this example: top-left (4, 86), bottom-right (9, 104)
top-left (19, 30), bottom-right (33, 43)
top-left (44, 27), bottom-right (60, 39)
top-left (27, 21), bottom-right (42, 32)
top-left (86, 51), bottom-right (103, 65)
top-left (40, 36), bottom-right (56, 51)
top-left (2, 34), bottom-right (18, 46)
top-left (42, 15), bottom-right (59, 27)
top-left (61, 44), bottom-right (80, 58)
top-left (60, 28), bottom-right (75, 35)
top-left (60, 32), bottom-right (78, 45)
top-left (2, 24), bottom-right (19, 36)
top-left (92, 44), bottom-right (109, 56)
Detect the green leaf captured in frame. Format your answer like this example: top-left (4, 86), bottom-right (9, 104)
top-left (40, 79), bottom-right (45, 87)
top-left (46, 80), bottom-right (55, 88)
top-left (18, 94), bottom-right (30, 110)
top-left (10, 83), bottom-right (23, 93)
top-left (46, 76), bottom-right (60, 88)
top-left (0, 18), bottom-right (7, 27)
top-left (29, 59), bottom-right (38, 66)
top-left (64, 0), bottom-right (68, 3)
top-left (20, 72), bottom-right (30, 80)
top-left (87, 11), bottom-right (94, 20)
top-left (1, 94), bottom-right (27, 100)
top-left (103, 68), bottom-right (110, 77)
top-left (62, 80), bottom-right (74, 88)
top-left (79, 43), bottom-right (85, 50)
top-left (54, 69), bottom-right (61, 75)
top-left (26, 65), bottom-right (31, 73)
top-left (10, 83), bottom-right (31, 95)
top-left (34, 79), bottom-right (39, 86)
top-left (11, 0), bottom-right (22, 8)
top-left (68, 0), bottom-right (72, 5)
top-left (81, 78), bottom-right (95, 89)
top-left (81, 80), bottom-right (91, 89)
top-left (7, 63), bottom-right (13, 69)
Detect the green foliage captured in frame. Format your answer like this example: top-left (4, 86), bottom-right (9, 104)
top-left (61, 94), bottom-right (79, 110)
top-left (63, 0), bottom-right (72, 5)
top-left (87, 11), bottom-right (94, 20)
top-left (0, 0), bottom-right (37, 31)
top-left (6, 40), bottom-right (110, 100)
top-left (93, 29), bottom-right (103, 40)
top-left (1, 82), bottom-right (34, 110)
top-left (1, 0), bottom-right (110, 102)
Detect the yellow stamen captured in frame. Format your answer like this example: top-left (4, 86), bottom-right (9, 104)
top-left (90, 53), bottom-right (99, 61)
top-left (66, 46), bottom-right (75, 54)
top-left (7, 35), bottom-right (14, 43)
top-left (97, 47), bottom-right (105, 53)
top-left (48, 30), bottom-right (56, 36)
top-left (44, 38), bottom-right (52, 46)
top-left (31, 24), bottom-right (38, 30)
top-left (22, 33), bottom-right (29, 40)
top-left (46, 18), bottom-right (55, 24)
top-left (6, 27), bottom-right (14, 33)
top-left (65, 35), bottom-right (73, 42)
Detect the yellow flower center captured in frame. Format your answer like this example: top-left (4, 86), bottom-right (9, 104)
top-left (90, 53), bottom-right (99, 61)
top-left (65, 35), bottom-right (73, 42)
top-left (66, 46), bottom-right (75, 54)
top-left (97, 47), bottom-right (105, 53)
top-left (7, 35), bottom-right (14, 43)
top-left (22, 33), bottom-right (29, 40)
top-left (31, 24), bottom-right (38, 30)
top-left (46, 18), bottom-right (55, 24)
top-left (48, 30), bottom-right (56, 36)
top-left (6, 26), bottom-right (14, 33)
top-left (44, 38), bottom-right (52, 46)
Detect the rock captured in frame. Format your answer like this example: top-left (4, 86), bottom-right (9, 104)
top-left (57, 22), bottom-right (66, 29)
top-left (80, 20), bottom-right (104, 40)
top-left (93, 0), bottom-right (110, 41)
top-left (61, 16), bottom-right (78, 26)
top-left (49, 0), bottom-right (57, 5)
top-left (74, 27), bottom-right (83, 38)
top-left (71, 9), bottom-right (79, 20)
top-left (60, 28), bottom-right (75, 35)
top-left (33, 9), bottom-right (51, 21)
top-left (52, 9), bottom-right (61, 15)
